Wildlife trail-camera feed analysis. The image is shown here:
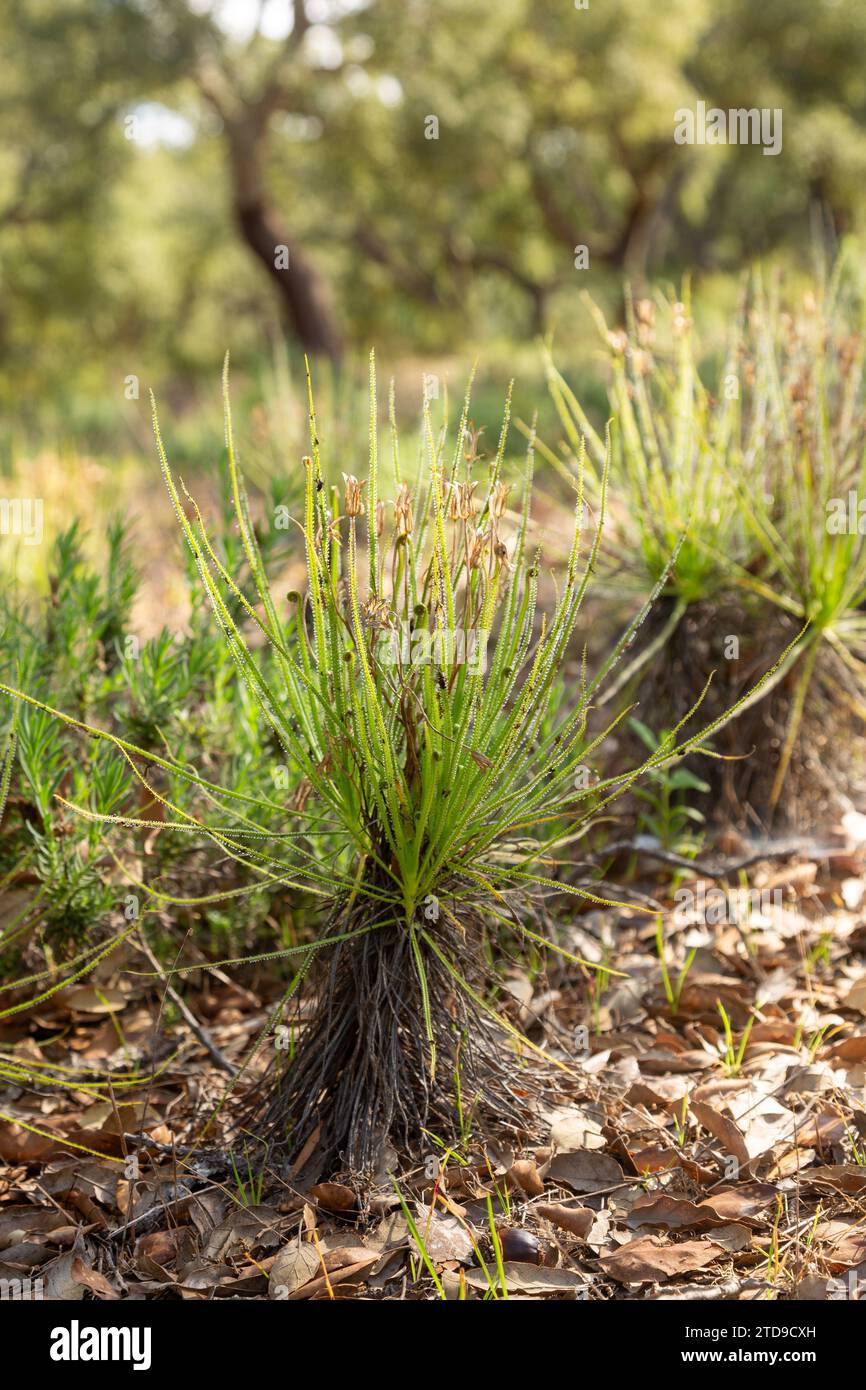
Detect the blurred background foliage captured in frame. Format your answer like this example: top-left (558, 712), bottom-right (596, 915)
top-left (2, 0), bottom-right (866, 968)
top-left (1, 0), bottom-right (866, 424)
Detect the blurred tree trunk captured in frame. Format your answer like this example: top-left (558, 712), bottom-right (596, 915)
top-left (227, 121), bottom-right (341, 360)
top-left (192, 1), bottom-right (342, 363)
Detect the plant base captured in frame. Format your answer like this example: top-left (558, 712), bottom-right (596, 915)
top-left (252, 905), bottom-right (540, 1182)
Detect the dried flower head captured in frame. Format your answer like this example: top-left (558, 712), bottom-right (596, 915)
top-left (362, 594), bottom-right (392, 629)
top-left (457, 480), bottom-right (477, 522)
top-left (394, 483), bottom-right (414, 538)
top-left (446, 480), bottom-right (461, 522)
top-left (463, 422), bottom-right (485, 465)
top-left (342, 473), bottom-right (366, 517)
top-left (491, 481), bottom-right (511, 520)
top-left (467, 527), bottom-right (490, 570)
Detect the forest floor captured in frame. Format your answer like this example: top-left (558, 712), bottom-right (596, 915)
top-left (2, 828), bottom-right (866, 1302)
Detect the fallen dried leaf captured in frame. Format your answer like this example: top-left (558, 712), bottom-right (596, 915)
top-left (70, 1255), bottom-right (119, 1299)
top-left (600, 1235), bottom-right (724, 1284)
top-left (690, 1099), bottom-right (749, 1167)
top-left (412, 1207), bottom-right (474, 1264)
top-left (805, 1165), bottom-right (866, 1195)
top-left (844, 975), bottom-right (866, 1015)
top-left (463, 1263), bottom-right (588, 1295)
top-left (549, 1108), bottom-right (607, 1152)
top-left (547, 1149), bottom-right (624, 1193)
top-left (536, 1203), bottom-right (594, 1238)
top-left (815, 1220), bottom-right (866, 1269)
top-left (268, 1242), bottom-right (321, 1297)
top-left (508, 1159), bottom-right (544, 1196)
top-left (308, 1183), bottom-right (356, 1214)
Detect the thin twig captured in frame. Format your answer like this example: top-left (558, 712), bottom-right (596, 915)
top-left (588, 835), bottom-right (844, 882)
top-left (137, 932), bottom-right (238, 1077)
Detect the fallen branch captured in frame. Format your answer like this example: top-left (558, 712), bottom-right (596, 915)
top-left (586, 834), bottom-right (845, 882)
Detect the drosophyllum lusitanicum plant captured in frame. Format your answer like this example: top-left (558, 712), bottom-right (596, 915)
top-left (0, 355), bottom-right (783, 1183)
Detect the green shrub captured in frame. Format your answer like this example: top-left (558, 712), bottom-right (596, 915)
top-left (1, 354), bottom-right (785, 1178)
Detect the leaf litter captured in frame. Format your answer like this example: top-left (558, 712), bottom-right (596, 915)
top-left (3, 840), bottom-right (866, 1300)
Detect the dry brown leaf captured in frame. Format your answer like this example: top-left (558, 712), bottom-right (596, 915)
top-left (268, 1241), bottom-right (321, 1297)
top-left (508, 1159), bottom-right (544, 1196)
top-left (0, 1119), bottom-right (57, 1163)
top-left (828, 1034), bottom-right (866, 1063)
top-left (203, 1206), bottom-right (282, 1261)
top-left (796, 1109), bottom-right (847, 1149)
top-left (690, 1099), bottom-right (749, 1167)
top-left (627, 1194), bottom-right (730, 1231)
top-left (0, 1206), bottom-right (69, 1248)
top-left (321, 1244), bottom-right (377, 1272)
top-left (625, 1077), bottom-right (689, 1112)
top-left (176, 1259), bottom-right (235, 1292)
top-left (55, 986), bottom-right (127, 1014)
top-left (815, 1220), bottom-right (866, 1270)
top-left (463, 1262), bottom-right (588, 1295)
top-left (70, 1255), bottom-right (119, 1299)
top-left (41, 1251), bottom-right (89, 1300)
top-left (412, 1207), bottom-right (474, 1264)
top-left (641, 1050), bottom-right (715, 1074)
top-left (549, 1108), bottom-right (607, 1152)
top-left (765, 1147), bottom-right (816, 1179)
top-left (626, 1145), bottom-right (682, 1176)
top-left (709, 1223), bottom-right (752, 1252)
top-left (285, 1255), bottom-right (381, 1300)
top-left (600, 1235), bottom-right (724, 1284)
top-left (547, 1149), bottom-right (624, 1193)
top-left (843, 975), bottom-right (866, 1015)
top-left (695, 1184), bottom-right (776, 1221)
top-left (805, 1165), bottom-right (866, 1195)
top-left (308, 1182), bottom-right (356, 1213)
top-left (536, 1203), bottom-right (594, 1238)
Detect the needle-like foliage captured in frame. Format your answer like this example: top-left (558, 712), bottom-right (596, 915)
top-left (542, 286), bottom-right (759, 705)
top-left (0, 354), bottom-right (785, 1179)
top-left (721, 257), bottom-right (866, 807)
top-left (545, 264), bottom-right (866, 813)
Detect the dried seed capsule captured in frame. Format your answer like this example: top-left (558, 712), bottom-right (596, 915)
top-left (394, 483), bottom-right (414, 537)
top-left (342, 473), bottom-right (366, 517)
top-left (491, 481), bottom-right (511, 520)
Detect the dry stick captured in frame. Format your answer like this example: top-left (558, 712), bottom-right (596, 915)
top-left (137, 932), bottom-right (238, 1078)
top-left (122, 1131), bottom-right (207, 1158)
top-left (587, 836), bottom-right (845, 882)
top-left (656, 1278), bottom-right (775, 1301)
top-left (106, 1183), bottom-right (222, 1240)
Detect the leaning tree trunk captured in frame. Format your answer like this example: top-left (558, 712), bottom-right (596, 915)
top-left (227, 120), bottom-right (341, 360)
